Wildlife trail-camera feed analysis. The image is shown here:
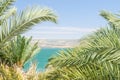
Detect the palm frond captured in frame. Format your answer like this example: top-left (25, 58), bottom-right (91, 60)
top-left (47, 11), bottom-right (120, 79)
top-left (0, 6), bottom-right (57, 47)
top-left (48, 25), bottom-right (120, 68)
top-left (100, 10), bottom-right (120, 28)
top-left (47, 62), bottom-right (120, 80)
top-left (25, 63), bottom-right (38, 80)
top-left (0, 35), bottom-right (40, 67)
top-left (0, 7), bottom-right (16, 25)
top-left (0, 0), bottom-right (15, 16)
top-left (0, 64), bottom-right (23, 80)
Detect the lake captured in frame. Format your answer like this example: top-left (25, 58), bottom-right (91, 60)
top-left (24, 48), bottom-right (65, 71)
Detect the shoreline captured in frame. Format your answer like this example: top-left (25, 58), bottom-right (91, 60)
top-left (31, 39), bottom-right (80, 48)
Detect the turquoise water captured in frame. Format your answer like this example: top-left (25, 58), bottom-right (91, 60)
top-left (24, 48), bottom-right (64, 71)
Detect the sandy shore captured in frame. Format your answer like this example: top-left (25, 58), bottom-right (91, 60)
top-left (31, 39), bottom-right (80, 48)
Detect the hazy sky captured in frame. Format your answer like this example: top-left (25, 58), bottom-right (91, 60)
top-left (15, 0), bottom-right (120, 39)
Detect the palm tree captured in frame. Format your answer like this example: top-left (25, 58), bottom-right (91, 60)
top-left (0, 0), bottom-right (57, 67)
top-left (46, 11), bottom-right (120, 80)
top-left (0, 0), bottom-right (57, 79)
top-left (2, 35), bottom-right (40, 67)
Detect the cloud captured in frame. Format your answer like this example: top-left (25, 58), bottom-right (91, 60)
top-left (26, 26), bottom-right (97, 34)
top-left (26, 31), bottom-right (79, 34)
top-left (24, 26), bottom-right (98, 39)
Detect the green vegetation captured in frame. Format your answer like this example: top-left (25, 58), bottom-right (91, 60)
top-left (0, 0), bottom-right (57, 79)
top-left (45, 11), bottom-right (120, 79)
top-left (0, 0), bottom-right (120, 80)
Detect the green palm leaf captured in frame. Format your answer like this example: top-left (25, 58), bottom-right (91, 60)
top-left (100, 10), bottom-right (120, 28)
top-left (0, 6), bottom-right (57, 47)
top-left (0, 0), bottom-right (15, 16)
top-left (48, 62), bottom-right (120, 80)
top-left (0, 7), bottom-right (16, 25)
top-left (46, 11), bottom-right (120, 79)
top-left (1, 35), bottom-right (40, 67)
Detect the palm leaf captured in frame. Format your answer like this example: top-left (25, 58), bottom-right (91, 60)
top-left (48, 62), bottom-right (120, 80)
top-left (0, 0), bottom-right (15, 16)
top-left (100, 11), bottom-right (120, 28)
top-left (0, 7), bottom-right (16, 25)
top-left (0, 35), bottom-right (40, 67)
top-left (0, 6), bottom-right (57, 47)
top-left (47, 11), bottom-right (120, 79)
top-left (49, 25), bottom-right (120, 66)
top-left (0, 64), bottom-right (23, 80)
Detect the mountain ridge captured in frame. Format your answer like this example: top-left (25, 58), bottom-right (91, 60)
top-left (31, 39), bottom-right (80, 48)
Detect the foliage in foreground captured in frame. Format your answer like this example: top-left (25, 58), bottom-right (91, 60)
top-left (0, 0), bottom-right (57, 80)
top-left (0, 0), bottom-right (57, 67)
top-left (0, 64), bottom-right (46, 80)
top-left (46, 11), bottom-right (120, 80)
top-left (2, 35), bottom-right (40, 67)
top-left (2, 0), bottom-right (120, 80)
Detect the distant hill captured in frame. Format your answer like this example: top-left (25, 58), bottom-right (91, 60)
top-left (31, 39), bottom-right (80, 48)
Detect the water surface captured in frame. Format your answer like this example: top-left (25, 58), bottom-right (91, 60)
top-left (24, 48), bottom-right (65, 71)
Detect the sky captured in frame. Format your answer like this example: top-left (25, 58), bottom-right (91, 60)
top-left (15, 0), bottom-right (120, 39)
